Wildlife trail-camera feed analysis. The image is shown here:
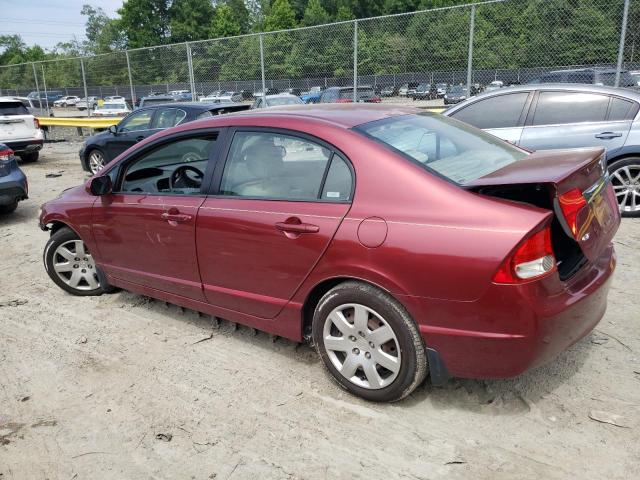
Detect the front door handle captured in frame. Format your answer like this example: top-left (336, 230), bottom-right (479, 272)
top-left (275, 218), bottom-right (320, 235)
top-left (595, 131), bottom-right (622, 139)
top-left (136, 135), bottom-right (144, 142)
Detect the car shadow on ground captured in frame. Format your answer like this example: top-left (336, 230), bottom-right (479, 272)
top-left (113, 290), bottom-right (591, 412)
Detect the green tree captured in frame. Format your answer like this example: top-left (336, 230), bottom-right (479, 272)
top-left (302, 0), bottom-right (330, 26)
top-left (264, 0), bottom-right (297, 31)
top-left (169, 0), bottom-right (216, 42)
top-left (118, 0), bottom-right (171, 48)
top-left (223, 0), bottom-right (251, 33)
top-left (211, 4), bottom-right (243, 37)
top-left (81, 4), bottom-right (125, 53)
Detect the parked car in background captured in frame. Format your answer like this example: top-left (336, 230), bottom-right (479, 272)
top-left (484, 80), bottom-right (505, 92)
top-left (13, 97), bottom-right (50, 117)
top-left (435, 83), bottom-right (449, 98)
top-left (199, 91), bottom-right (223, 102)
top-left (41, 105), bottom-right (620, 402)
top-left (93, 101), bottom-right (131, 117)
top-left (379, 85), bottom-right (398, 97)
top-left (137, 95), bottom-right (178, 108)
top-left (444, 83), bottom-right (640, 216)
top-left (252, 93), bottom-right (304, 109)
top-left (53, 96), bottom-right (80, 107)
top-left (0, 97), bottom-right (43, 162)
top-left (411, 83), bottom-right (435, 100)
top-left (398, 82), bottom-right (419, 97)
top-left (0, 144), bottom-right (28, 214)
top-left (444, 85), bottom-right (469, 105)
top-left (284, 88), bottom-right (302, 96)
top-left (300, 86), bottom-right (324, 104)
top-left (528, 68), bottom-right (638, 88)
top-left (104, 95), bottom-right (126, 102)
top-left (319, 86), bottom-right (381, 103)
top-left (28, 90), bottom-right (63, 104)
top-left (76, 96), bottom-right (100, 111)
top-left (169, 90), bottom-right (193, 101)
top-left (79, 101), bottom-right (249, 174)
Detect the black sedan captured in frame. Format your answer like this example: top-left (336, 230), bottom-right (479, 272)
top-left (79, 102), bottom-right (249, 174)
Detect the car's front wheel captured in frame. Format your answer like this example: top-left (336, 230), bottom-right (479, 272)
top-left (312, 281), bottom-right (428, 402)
top-left (609, 157), bottom-right (640, 217)
top-left (87, 149), bottom-right (106, 175)
top-left (44, 227), bottom-right (105, 296)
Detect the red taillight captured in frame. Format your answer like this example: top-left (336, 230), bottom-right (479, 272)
top-left (558, 188), bottom-right (587, 237)
top-left (336, 98), bottom-right (352, 103)
top-left (493, 226), bottom-right (556, 284)
top-left (0, 148), bottom-right (14, 161)
top-left (34, 118), bottom-right (40, 129)
top-left (370, 96), bottom-right (382, 103)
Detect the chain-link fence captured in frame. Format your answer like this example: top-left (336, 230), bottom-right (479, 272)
top-left (0, 0), bottom-right (637, 112)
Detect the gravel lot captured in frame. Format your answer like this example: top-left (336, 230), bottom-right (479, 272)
top-left (1, 142), bottom-right (639, 480)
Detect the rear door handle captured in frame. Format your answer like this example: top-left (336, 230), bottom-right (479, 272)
top-left (595, 132), bottom-right (622, 139)
top-left (161, 212), bottom-right (192, 223)
top-left (136, 135), bottom-right (145, 142)
top-left (275, 221), bottom-right (319, 234)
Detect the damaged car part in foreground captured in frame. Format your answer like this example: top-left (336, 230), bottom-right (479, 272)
top-left (40, 106), bottom-right (620, 402)
top-left (0, 144), bottom-right (28, 214)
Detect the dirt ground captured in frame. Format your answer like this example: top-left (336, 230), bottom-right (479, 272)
top-left (1, 142), bottom-right (639, 480)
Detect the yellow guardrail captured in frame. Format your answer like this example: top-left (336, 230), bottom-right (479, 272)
top-left (36, 116), bottom-right (121, 128)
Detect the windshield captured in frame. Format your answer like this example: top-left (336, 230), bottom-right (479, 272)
top-left (267, 96), bottom-right (302, 106)
top-left (355, 113), bottom-right (528, 184)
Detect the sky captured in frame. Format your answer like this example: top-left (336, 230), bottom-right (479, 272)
top-left (0, 0), bottom-right (123, 49)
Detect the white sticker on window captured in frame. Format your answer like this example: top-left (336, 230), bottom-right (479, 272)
top-left (326, 191), bottom-right (340, 198)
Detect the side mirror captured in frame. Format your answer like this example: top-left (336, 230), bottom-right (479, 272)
top-left (108, 125), bottom-right (118, 135)
top-left (89, 175), bottom-right (112, 196)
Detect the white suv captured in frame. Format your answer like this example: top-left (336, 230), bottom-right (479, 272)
top-left (0, 97), bottom-right (44, 162)
top-left (53, 95), bottom-right (80, 107)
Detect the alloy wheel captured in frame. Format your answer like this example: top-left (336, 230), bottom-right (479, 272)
top-left (322, 303), bottom-right (401, 389)
top-left (611, 165), bottom-right (640, 213)
top-left (88, 150), bottom-right (105, 175)
top-left (52, 240), bottom-right (99, 291)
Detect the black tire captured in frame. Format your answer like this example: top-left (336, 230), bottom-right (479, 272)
top-left (43, 227), bottom-right (106, 296)
top-left (0, 202), bottom-right (18, 215)
top-left (608, 157), bottom-right (640, 218)
top-left (19, 151), bottom-right (39, 162)
top-left (312, 281), bottom-right (428, 402)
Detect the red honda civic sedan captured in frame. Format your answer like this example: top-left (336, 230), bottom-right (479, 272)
top-left (40, 105), bottom-right (620, 402)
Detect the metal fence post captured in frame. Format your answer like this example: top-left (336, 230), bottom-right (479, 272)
top-left (80, 58), bottom-right (90, 117)
top-left (125, 50), bottom-right (136, 106)
top-left (40, 64), bottom-right (49, 112)
top-left (466, 5), bottom-right (476, 93)
top-left (259, 34), bottom-right (266, 107)
top-left (31, 63), bottom-right (41, 109)
top-left (615, 0), bottom-right (631, 87)
top-left (353, 20), bottom-right (358, 102)
top-left (186, 42), bottom-right (196, 100)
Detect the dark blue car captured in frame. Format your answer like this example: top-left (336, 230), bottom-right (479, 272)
top-left (0, 144), bottom-right (28, 214)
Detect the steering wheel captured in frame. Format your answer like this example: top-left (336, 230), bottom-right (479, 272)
top-left (169, 165), bottom-right (204, 190)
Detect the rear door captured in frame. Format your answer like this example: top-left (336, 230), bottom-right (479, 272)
top-left (0, 101), bottom-right (35, 142)
top-left (519, 91), bottom-right (634, 152)
top-left (447, 91), bottom-right (531, 144)
top-left (196, 129), bottom-right (354, 318)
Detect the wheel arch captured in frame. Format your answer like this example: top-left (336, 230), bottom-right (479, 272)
top-left (300, 276), bottom-right (404, 343)
top-left (606, 151), bottom-right (640, 166)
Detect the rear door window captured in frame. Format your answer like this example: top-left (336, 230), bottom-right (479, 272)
top-left (153, 108), bottom-right (187, 129)
top-left (532, 91), bottom-right (609, 125)
top-left (0, 102), bottom-right (30, 116)
top-left (450, 92), bottom-right (529, 129)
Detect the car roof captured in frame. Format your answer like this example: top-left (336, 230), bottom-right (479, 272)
top-left (136, 101), bottom-right (246, 111)
top-left (450, 83), bottom-right (640, 104)
top-left (195, 104), bottom-right (419, 129)
top-left (265, 93), bottom-right (298, 98)
top-left (0, 96), bottom-right (26, 103)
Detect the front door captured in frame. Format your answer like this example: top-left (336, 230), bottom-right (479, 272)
top-left (92, 133), bottom-right (220, 301)
top-left (106, 109), bottom-right (158, 160)
top-left (196, 130), bottom-right (354, 318)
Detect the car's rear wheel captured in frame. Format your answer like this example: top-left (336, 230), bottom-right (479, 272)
top-left (19, 151), bottom-right (39, 162)
top-left (44, 227), bottom-right (105, 296)
top-left (609, 157), bottom-right (640, 217)
top-left (0, 202), bottom-right (18, 214)
top-left (312, 281), bottom-right (427, 402)
top-left (88, 149), bottom-right (106, 175)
